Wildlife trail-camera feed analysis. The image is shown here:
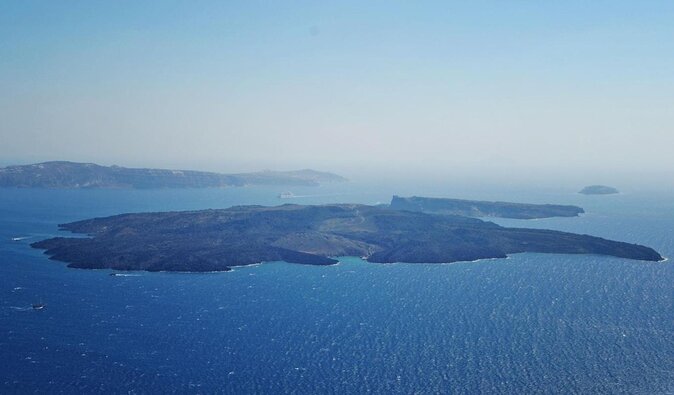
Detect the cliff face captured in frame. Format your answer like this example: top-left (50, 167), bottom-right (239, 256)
top-left (390, 196), bottom-right (584, 219)
top-left (32, 204), bottom-right (662, 272)
top-left (0, 161), bottom-right (347, 189)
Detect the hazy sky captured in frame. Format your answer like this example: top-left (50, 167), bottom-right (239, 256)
top-left (1, 1), bottom-right (673, 183)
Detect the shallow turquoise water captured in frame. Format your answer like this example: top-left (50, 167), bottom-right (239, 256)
top-left (1, 185), bottom-right (672, 393)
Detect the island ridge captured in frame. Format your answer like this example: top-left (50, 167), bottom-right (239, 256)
top-left (0, 161), bottom-right (347, 189)
top-left (32, 204), bottom-right (663, 272)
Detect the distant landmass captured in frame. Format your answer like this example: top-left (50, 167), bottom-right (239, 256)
top-left (579, 185), bottom-right (620, 195)
top-left (390, 196), bottom-right (584, 219)
top-left (0, 161), bottom-right (347, 189)
top-left (32, 204), bottom-right (662, 272)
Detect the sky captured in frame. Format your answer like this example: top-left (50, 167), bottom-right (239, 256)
top-left (1, 1), bottom-right (673, 185)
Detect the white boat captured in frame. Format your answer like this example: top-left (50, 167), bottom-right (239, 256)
top-left (278, 191), bottom-right (295, 199)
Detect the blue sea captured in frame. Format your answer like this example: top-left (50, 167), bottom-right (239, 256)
top-left (1, 184), bottom-right (673, 394)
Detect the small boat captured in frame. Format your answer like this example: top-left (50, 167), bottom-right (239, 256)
top-left (278, 191), bottom-right (295, 199)
top-left (32, 303), bottom-right (45, 310)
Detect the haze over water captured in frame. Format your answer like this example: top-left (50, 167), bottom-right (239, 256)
top-left (2, 1), bottom-right (674, 186)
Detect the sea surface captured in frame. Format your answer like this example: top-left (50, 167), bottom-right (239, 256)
top-left (1, 184), bottom-right (673, 394)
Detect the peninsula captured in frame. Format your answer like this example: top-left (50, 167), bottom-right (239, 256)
top-left (32, 204), bottom-right (662, 272)
top-left (390, 196), bottom-right (584, 219)
top-left (579, 185), bottom-right (620, 195)
top-left (0, 161), bottom-right (346, 189)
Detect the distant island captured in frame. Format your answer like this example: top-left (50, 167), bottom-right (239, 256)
top-left (579, 185), bottom-right (620, 195)
top-left (390, 196), bottom-right (584, 219)
top-left (0, 161), bottom-right (347, 189)
top-left (32, 204), bottom-right (662, 272)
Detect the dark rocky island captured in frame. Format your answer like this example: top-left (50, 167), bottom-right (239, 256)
top-left (579, 185), bottom-right (620, 195)
top-left (32, 204), bottom-right (662, 272)
top-left (390, 196), bottom-right (584, 219)
top-left (0, 161), bottom-right (346, 189)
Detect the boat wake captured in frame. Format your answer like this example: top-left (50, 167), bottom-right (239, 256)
top-left (279, 192), bottom-right (367, 199)
top-left (10, 306), bottom-right (33, 312)
top-left (11, 236), bottom-right (31, 241)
